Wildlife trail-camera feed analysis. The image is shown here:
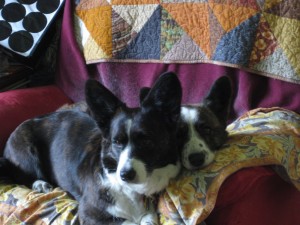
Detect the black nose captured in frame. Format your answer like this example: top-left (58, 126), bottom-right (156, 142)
top-left (188, 152), bottom-right (205, 168)
top-left (120, 168), bottom-right (136, 182)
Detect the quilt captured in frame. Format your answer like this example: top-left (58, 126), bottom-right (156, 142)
top-left (74, 0), bottom-right (300, 84)
top-left (0, 108), bottom-right (300, 225)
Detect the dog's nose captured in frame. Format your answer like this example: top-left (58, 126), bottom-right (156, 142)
top-left (188, 152), bottom-right (205, 168)
top-left (120, 168), bottom-right (136, 182)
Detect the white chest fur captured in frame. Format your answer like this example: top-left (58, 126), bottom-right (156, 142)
top-left (106, 182), bottom-right (157, 225)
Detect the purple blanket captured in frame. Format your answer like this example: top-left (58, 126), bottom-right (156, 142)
top-left (56, 0), bottom-right (300, 121)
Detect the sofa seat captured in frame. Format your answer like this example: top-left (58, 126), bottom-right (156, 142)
top-left (0, 85), bottom-right (72, 152)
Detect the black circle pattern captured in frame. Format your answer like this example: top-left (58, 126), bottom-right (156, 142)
top-left (0, 20), bottom-right (12, 41)
top-left (1, 0), bottom-right (62, 55)
top-left (23, 12), bottom-right (47, 33)
top-left (9, 31), bottom-right (34, 53)
top-left (2, 3), bottom-right (26, 22)
top-left (37, 0), bottom-right (60, 14)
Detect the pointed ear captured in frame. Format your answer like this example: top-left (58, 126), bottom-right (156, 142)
top-left (141, 72), bottom-right (182, 125)
top-left (85, 79), bottom-right (124, 134)
top-left (203, 76), bottom-right (233, 124)
top-left (139, 87), bottom-right (151, 103)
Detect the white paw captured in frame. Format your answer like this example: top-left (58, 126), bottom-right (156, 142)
top-left (140, 213), bottom-right (158, 225)
top-left (32, 180), bottom-right (53, 193)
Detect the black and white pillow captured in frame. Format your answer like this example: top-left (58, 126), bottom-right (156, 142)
top-left (0, 0), bottom-right (64, 57)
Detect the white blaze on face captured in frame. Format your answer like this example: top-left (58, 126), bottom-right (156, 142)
top-left (181, 106), bottom-right (199, 123)
top-left (180, 106), bottom-right (215, 170)
top-left (116, 119), bottom-right (147, 185)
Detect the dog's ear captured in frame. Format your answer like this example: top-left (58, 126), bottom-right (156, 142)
top-left (85, 79), bottom-right (124, 134)
top-left (141, 72), bottom-right (182, 125)
top-left (203, 76), bottom-right (233, 125)
top-left (139, 87), bottom-right (151, 103)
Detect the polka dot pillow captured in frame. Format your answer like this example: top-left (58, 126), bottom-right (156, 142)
top-left (0, 0), bottom-right (64, 57)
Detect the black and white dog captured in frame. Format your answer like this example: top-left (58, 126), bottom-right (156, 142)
top-left (0, 72), bottom-right (183, 225)
top-left (140, 76), bottom-right (232, 170)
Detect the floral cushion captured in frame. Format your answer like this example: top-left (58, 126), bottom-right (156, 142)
top-left (0, 108), bottom-right (299, 225)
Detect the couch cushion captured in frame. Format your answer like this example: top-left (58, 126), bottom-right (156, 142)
top-left (0, 85), bottom-right (72, 153)
top-left (206, 166), bottom-right (300, 225)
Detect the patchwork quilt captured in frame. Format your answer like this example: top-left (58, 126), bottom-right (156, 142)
top-left (74, 0), bottom-right (300, 84)
top-left (0, 108), bottom-right (300, 224)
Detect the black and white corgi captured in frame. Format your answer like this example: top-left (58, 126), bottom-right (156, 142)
top-left (0, 72), bottom-right (183, 225)
top-left (140, 76), bottom-right (232, 170)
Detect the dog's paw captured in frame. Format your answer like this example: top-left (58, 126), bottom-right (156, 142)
top-left (32, 180), bottom-right (53, 193)
top-left (122, 220), bottom-right (138, 225)
top-left (140, 213), bottom-right (158, 225)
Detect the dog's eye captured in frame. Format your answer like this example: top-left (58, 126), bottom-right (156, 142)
top-left (197, 124), bottom-right (212, 135)
top-left (202, 127), bottom-right (212, 135)
top-left (112, 139), bottom-right (124, 148)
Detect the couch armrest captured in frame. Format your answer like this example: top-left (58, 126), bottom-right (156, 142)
top-left (0, 85), bottom-right (72, 154)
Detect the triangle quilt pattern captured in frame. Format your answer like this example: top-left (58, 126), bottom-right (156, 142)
top-left (74, 0), bottom-right (300, 84)
top-left (213, 13), bottom-right (261, 66)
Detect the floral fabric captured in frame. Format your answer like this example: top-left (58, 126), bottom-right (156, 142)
top-left (0, 184), bottom-right (78, 224)
top-left (0, 108), bottom-right (299, 225)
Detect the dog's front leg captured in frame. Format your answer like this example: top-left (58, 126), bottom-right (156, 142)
top-left (139, 197), bottom-right (159, 225)
top-left (140, 213), bottom-right (159, 225)
top-left (79, 197), bottom-right (129, 225)
top-left (79, 212), bottom-right (127, 225)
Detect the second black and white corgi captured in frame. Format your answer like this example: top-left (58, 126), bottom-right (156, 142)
top-left (140, 76), bottom-right (232, 170)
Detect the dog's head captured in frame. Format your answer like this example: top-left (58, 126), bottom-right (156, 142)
top-left (140, 76), bottom-right (232, 170)
top-left (180, 76), bottom-right (233, 170)
top-left (85, 72), bottom-right (182, 196)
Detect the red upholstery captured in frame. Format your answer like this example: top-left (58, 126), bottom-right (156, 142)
top-left (0, 85), bottom-right (72, 153)
top-left (206, 166), bottom-right (300, 225)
